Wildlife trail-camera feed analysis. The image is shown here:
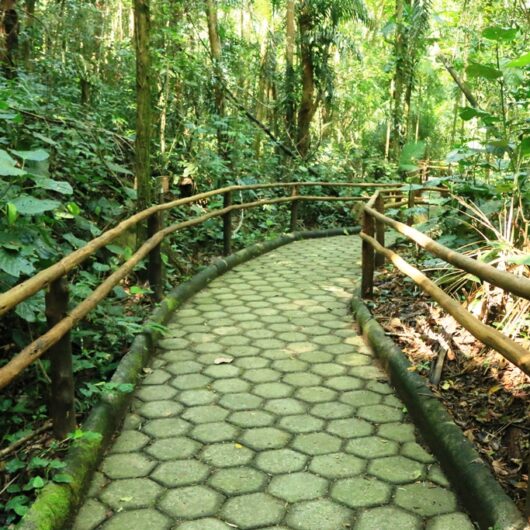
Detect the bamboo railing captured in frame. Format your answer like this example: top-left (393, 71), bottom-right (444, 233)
top-left (360, 187), bottom-right (530, 517)
top-left (0, 181), bottom-right (404, 438)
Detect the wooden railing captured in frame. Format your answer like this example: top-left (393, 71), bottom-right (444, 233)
top-left (361, 187), bottom-right (530, 517)
top-left (360, 188), bottom-right (530, 376)
top-left (0, 180), bottom-right (404, 438)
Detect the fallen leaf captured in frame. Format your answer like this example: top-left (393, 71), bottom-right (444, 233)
top-left (214, 356), bottom-right (234, 365)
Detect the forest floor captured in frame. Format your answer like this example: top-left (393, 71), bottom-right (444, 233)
top-left (368, 242), bottom-right (530, 511)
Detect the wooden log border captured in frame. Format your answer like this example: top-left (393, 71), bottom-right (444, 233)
top-left (17, 227), bottom-right (360, 530)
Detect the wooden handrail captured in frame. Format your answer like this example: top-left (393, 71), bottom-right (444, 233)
top-left (360, 231), bottom-right (530, 376)
top-left (363, 203), bottom-right (530, 301)
top-left (0, 181), bottom-right (401, 316)
top-left (0, 194), bottom-right (364, 389)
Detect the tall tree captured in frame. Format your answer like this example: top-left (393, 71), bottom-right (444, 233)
top-left (134, 0), bottom-right (152, 214)
top-left (284, 0), bottom-right (296, 148)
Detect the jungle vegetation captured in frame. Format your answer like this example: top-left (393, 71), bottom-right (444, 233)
top-left (0, 0), bottom-right (529, 524)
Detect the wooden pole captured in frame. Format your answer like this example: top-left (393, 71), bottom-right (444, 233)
top-left (45, 278), bottom-right (76, 439)
top-left (407, 189), bottom-right (416, 226)
top-left (375, 194), bottom-right (385, 268)
top-left (147, 211), bottom-right (163, 301)
top-left (223, 191), bottom-right (232, 256)
top-left (290, 186), bottom-right (299, 232)
top-left (361, 210), bottom-right (375, 298)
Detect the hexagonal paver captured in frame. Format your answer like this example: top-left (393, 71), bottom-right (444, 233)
top-left (171, 374), bottom-right (211, 390)
top-left (309, 452), bottom-right (365, 478)
top-left (200, 443), bottom-right (254, 467)
top-left (99, 478), bottom-right (162, 510)
top-left (340, 389), bottom-right (382, 407)
top-left (136, 384), bottom-right (177, 402)
top-left (283, 372), bottom-right (322, 387)
top-left (235, 357), bottom-right (269, 369)
top-left (158, 486), bottom-right (223, 518)
top-left (145, 436), bottom-right (200, 460)
top-left (256, 448), bottom-right (307, 473)
top-left (151, 459), bottom-right (209, 487)
top-left (241, 427), bottom-right (291, 450)
top-left (209, 467), bottom-right (266, 495)
top-left (357, 404), bottom-right (403, 423)
top-left (286, 499), bottom-right (351, 530)
top-left (74, 499), bottom-right (107, 530)
top-left (182, 405), bottom-right (229, 424)
top-left (369, 455), bottom-right (424, 483)
top-left (102, 454), bottom-right (156, 479)
top-left (100, 508), bottom-right (170, 529)
top-left (166, 361), bottom-right (203, 376)
top-left (110, 430), bottom-right (150, 453)
top-left (278, 414), bottom-right (325, 433)
top-left (253, 382), bottom-right (293, 398)
top-left (264, 398), bottom-right (306, 415)
top-left (394, 483), bottom-right (457, 516)
top-left (191, 421), bottom-right (238, 443)
top-left (295, 386), bottom-right (337, 403)
top-left (143, 418), bottom-right (191, 438)
top-left (269, 472), bottom-right (328, 502)
top-left (137, 400), bottom-right (183, 419)
top-left (355, 506), bottom-right (421, 530)
top-left (310, 402), bottom-right (353, 419)
top-left (426, 513), bottom-right (475, 530)
top-left (346, 436), bottom-right (398, 458)
top-left (327, 418), bottom-right (374, 438)
top-left (324, 375), bottom-right (364, 391)
top-left (221, 493), bottom-right (285, 529)
top-left (402, 441), bottom-right (435, 463)
top-left (219, 392), bottom-right (263, 411)
top-left (377, 422), bottom-right (416, 442)
top-left (243, 368), bottom-right (281, 383)
top-left (212, 378), bottom-right (250, 393)
top-left (272, 359), bottom-right (309, 372)
top-left (228, 407), bottom-right (274, 427)
top-left (292, 432), bottom-right (342, 455)
top-left (331, 477), bottom-right (391, 508)
top-left (204, 364), bottom-right (241, 379)
top-left (179, 389), bottom-right (218, 406)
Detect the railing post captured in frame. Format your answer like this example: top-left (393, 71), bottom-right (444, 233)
top-left (223, 191), bottom-right (232, 256)
top-left (375, 194), bottom-right (385, 268)
top-left (361, 209), bottom-right (375, 298)
top-left (148, 211), bottom-right (163, 301)
top-left (290, 186), bottom-right (299, 232)
top-left (45, 278), bottom-right (75, 439)
top-left (407, 189), bottom-right (417, 226)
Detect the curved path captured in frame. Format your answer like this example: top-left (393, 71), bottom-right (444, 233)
top-left (74, 236), bottom-right (474, 530)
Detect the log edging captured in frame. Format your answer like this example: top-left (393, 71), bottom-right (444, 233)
top-left (17, 226), bottom-right (359, 530)
top-left (351, 295), bottom-right (525, 530)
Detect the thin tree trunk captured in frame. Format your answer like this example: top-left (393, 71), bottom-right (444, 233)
top-left (296, 1), bottom-right (316, 159)
top-left (134, 0), bottom-right (152, 219)
top-left (285, 0), bottom-right (296, 149)
top-left (22, 0), bottom-right (34, 69)
top-left (205, 0), bottom-right (229, 165)
top-left (391, 0), bottom-right (406, 162)
top-left (0, 0), bottom-right (19, 78)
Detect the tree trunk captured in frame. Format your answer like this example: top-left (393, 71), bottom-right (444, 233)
top-left (284, 0), bottom-right (296, 149)
top-left (296, 1), bottom-right (316, 159)
top-left (22, 0), bottom-right (34, 69)
top-left (205, 0), bottom-right (229, 165)
top-left (133, 0), bottom-right (152, 220)
top-left (391, 0), bottom-right (406, 162)
top-left (0, 0), bottom-right (18, 78)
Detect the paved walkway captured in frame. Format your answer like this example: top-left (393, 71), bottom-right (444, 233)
top-left (74, 236), bottom-right (474, 530)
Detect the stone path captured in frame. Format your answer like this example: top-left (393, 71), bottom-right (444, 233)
top-left (74, 236), bottom-right (475, 530)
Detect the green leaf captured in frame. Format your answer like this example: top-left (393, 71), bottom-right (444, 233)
top-left (12, 148), bottom-right (49, 162)
top-left (11, 196), bottom-right (61, 215)
top-left (0, 249), bottom-right (34, 277)
top-left (5, 458), bottom-right (26, 473)
top-left (506, 254), bottom-right (530, 265)
top-left (518, 138), bottom-right (530, 158)
top-left (399, 141), bottom-right (426, 171)
top-left (32, 177), bottom-right (73, 195)
top-left (29, 457), bottom-right (50, 469)
top-left (507, 52), bottom-right (530, 68)
top-left (53, 473), bottom-right (73, 484)
top-left (66, 202), bottom-right (81, 215)
top-left (482, 26), bottom-right (518, 42)
top-left (6, 202), bottom-right (17, 224)
top-left (466, 63), bottom-right (502, 80)
top-left (0, 149), bottom-right (25, 176)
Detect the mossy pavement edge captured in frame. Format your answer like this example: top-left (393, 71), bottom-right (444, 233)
top-left (17, 226), bottom-right (360, 530)
top-left (351, 295), bottom-right (526, 530)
